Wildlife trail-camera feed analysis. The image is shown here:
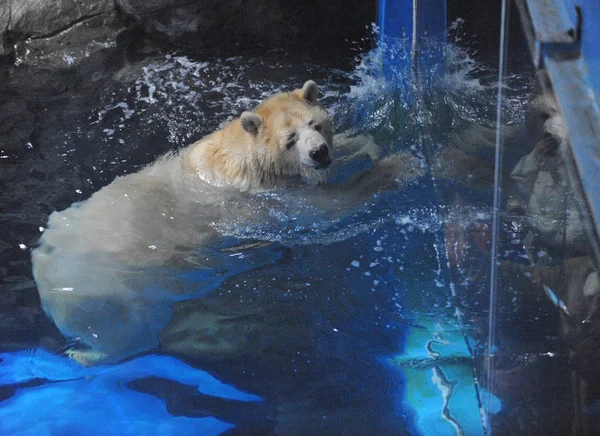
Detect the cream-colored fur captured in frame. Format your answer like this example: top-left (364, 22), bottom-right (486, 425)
top-left (182, 80), bottom-right (333, 190)
top-left (32, 80), bottom-right (422, 365)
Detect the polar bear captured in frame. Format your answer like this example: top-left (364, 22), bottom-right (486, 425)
top-left (510, 89), bottom-right (589, 257)
top-left (32, 80), bottom-right (421, 365)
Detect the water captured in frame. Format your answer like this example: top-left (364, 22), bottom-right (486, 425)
top-left (0, 27), bottom-right (533, 435)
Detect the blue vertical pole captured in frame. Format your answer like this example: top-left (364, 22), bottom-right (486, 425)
top-left (378, 0), bottom-right (447, 100)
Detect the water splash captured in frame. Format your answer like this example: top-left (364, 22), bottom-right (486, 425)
top-left (42, 27), bottom-right (533, 263)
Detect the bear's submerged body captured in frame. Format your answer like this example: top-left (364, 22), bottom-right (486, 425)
top-left (32, 81), bottom-right (422, 365)
top-left (33, 155), bottom-right (280, 364)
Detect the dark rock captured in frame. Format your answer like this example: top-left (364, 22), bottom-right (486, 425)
top-left (8, 0), bottom-right (115, 37)
top-left (1, 0), bottom-right (118, 56)
top-left (115, 0), bottom-right (374, 49)
top-left (159, 294), bottom-right (314, 362)
top-left (13, 11), bottom-right (126, 68)
top-left (1, 0), bottom-right (374, 59)
top-left (116, 0), bottom-right (281, 44)
top-left (0, 5), bottom-right (11, 55)
top-left (0, 99), bottom-right (33, 152)
top-left (116, 0), bottom-right (193, 17)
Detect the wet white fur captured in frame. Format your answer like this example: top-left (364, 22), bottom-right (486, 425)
top-left (32, 81), bottom-right (421, 365)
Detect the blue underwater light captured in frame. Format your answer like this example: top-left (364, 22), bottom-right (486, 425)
top-left (380, 217), bottom-right (498, 436)
top-left (0, 349), bottom-right (261, 435)
top-left (389, 323), bottom-right (501, 435)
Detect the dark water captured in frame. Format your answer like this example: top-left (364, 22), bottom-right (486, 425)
top-left (0, 26), bottom-right (545, 435)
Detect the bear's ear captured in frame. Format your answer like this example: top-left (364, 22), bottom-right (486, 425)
top-left (299, 80), bottom-right (319, 103)
top-left (241, 112), bottom-right (262, 135)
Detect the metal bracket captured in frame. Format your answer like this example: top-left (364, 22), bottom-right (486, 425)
top-left (515, 0), bottom-right (581, 68)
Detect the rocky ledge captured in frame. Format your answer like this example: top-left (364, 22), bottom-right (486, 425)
top-left (0, 0), bottom-right (375, 63)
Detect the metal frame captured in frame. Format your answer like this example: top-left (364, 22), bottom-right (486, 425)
top-left (515, 0), bottom-right (600, 267)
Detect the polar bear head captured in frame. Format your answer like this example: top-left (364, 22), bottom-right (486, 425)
top-left (240, 80), bottom-right (334, 184)
top-left (185, 80), bottom-right (335, 190)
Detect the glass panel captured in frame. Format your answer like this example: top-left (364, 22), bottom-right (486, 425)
top-left (483, 2), bottom-right (600, 434)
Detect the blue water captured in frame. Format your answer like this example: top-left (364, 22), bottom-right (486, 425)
top-left (0, 350), bottom-right (261, 435)
top-left (0, 28), bottom-right (528, 434)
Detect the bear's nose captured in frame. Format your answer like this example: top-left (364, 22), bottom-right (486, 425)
top-left (309, 144), bottom-right (329, 163)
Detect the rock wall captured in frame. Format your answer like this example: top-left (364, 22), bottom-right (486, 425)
top-left (0, 0), bottom-right (116, 54)
top-left (0, 0), bottom-right (375, 59)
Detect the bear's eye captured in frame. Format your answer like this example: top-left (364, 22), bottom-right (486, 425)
top-left (285, 133), bottom-right (296, 150)
top-left (309, 119), bottom-right (322, 132)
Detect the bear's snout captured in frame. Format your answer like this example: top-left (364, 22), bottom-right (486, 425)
top-left (309, 144), bottom-right (330, 167)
